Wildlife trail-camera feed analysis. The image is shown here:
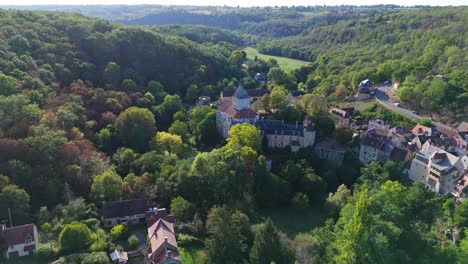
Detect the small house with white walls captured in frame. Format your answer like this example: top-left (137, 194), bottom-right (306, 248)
top-left (1, 223), bottom-right (38, 258)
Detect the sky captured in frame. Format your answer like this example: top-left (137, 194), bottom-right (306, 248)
top-left (0, 0), bottom-right (466, 6)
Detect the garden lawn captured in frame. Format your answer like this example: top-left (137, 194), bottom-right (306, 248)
top-left (244, 47), bottom-right (310, 73)
top-left (256, 206), bottom-right (328, 237)
top-left (179, 244), bottom-right (206, 264)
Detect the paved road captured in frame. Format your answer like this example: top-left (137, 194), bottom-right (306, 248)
top-left (374, 85), bottom-right (454, 130)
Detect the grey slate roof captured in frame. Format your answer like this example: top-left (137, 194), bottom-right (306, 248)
top-left (103, 199), bottom-right (149, 219)
top-left (233, 83), bottom-right (250, 99)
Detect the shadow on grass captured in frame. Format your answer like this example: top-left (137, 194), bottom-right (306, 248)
top-left (254, 205), bottom-right (328, 237)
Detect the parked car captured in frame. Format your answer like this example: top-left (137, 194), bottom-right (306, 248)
top-left (393, 103), bottom-right (400, 107)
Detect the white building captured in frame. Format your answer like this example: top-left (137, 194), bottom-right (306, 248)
top-left (408, 145), bottom-right (468, 195)
top-left (1, 224), bottom-right (38, 258)
top-left (216, 84), bottom-right (315, 151)
top-left (216, 83), bottom-right (258, 138)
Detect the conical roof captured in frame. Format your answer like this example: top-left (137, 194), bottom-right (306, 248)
top-left (233, 83), bottom-right (249, 99)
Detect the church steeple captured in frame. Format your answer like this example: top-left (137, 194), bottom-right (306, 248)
top-left (232, 83), bottom-right (250, 110)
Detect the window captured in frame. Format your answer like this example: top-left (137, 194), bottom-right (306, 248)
top-left (25, 236), bottom-right (32, 244)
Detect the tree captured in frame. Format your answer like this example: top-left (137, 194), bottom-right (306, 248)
top-left (418, 118), bottom-right (433, 127)
top-left (90, 170), bottom-right (122, 203)
top-left (0, 184), bottom-right (30, 225)
top-left (128, 235), bottom-right (139, 250)
top-left (292, 192), bottom-right (310, 209)
top-left (0, 72), bottom-right (18, 95)
top-left (116, 107), bottom-right (156, 152)
top-left (59, 222), bottom-right (92, 252)
top-left (103, 62), bottom-right (121, 87)
top-left (205, 205), bottom-right (250, 264)
top-left (170, 196), bottom-right (193, 222)
top-left (109, 224), bottom-right (128, 241)
top-left (250, 219), bottom-right (291, 264)
top-left (120, 79), bottom-right (137, 92)
top-left (227, 123), bottom-right (261, 151)
top-left (335, 125), bottom-right (353, 145)
top-left (335, 189), bottom-right (371, 263)
top-left (326, 184), bottom-right (351, 216)
top-left (96, 127), bottom-right (113, 155)
top-left (151, 131), bottom-right (183, 155)
top-left (82, 252), bottom-right (110, 264)
top-left (454, 200), bottom-right (468, 228)
top-left (168, 120), bottom-right (190, 142)
top-left (147, 80), bottom-right (167, 103)
top-left (190, 106), bottom-right (218, 146)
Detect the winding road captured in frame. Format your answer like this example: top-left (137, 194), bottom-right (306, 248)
top-left (374, 84), bottom-right (453, 131)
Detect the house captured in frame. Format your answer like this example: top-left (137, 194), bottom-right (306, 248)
top-left (314, 138), bottom-right (346, 166)
top-left (146, 208), bottom-right (180, 264)
top-left (408, 145), bottom-right (468, 195)
top-left (357, 79), bottom-right (373, 100)
top-left (457, 122), bottom-right (468, 143)
top-left (251, 117), bottom-right (316, 152)
top-left (329, 107), bottom-right (354, 126)
top-left (110, 250), bottom-right (129, 264)
top-left (359, 128), bottom-right (412, 164)
top-left (1, 224), bottom-right (38, 258)
top-left (368, 119), bottom-right (390, 130)
top-left (217, 84), bottom-right (314, 152)
top-left (411, 124), bottom-right (438, 137)
top-left (217, 83), bottom-right (259, 138)
top-left (196, 96), bottom-right (211, 107)
top-left (103, 199), bottom-right (150, 227)
top-left (254, 73), bottom-right (266, 84)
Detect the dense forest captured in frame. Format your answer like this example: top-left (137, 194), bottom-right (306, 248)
top-left (0, 5), bottom-right (467, 264)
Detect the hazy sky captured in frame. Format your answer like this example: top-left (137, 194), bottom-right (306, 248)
top-left (1, 0), bottom-right (466, 6)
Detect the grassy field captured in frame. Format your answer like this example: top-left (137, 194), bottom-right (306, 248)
top-left (244, 47), bottom-right (310, 73)
top-left (255, 206), bottom-right (328, 237)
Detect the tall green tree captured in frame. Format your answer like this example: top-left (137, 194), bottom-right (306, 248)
top-left (205, 205), bottom-right (250, 264)
top-left (250, 218), bottom-right (291, 264)
top-left (90, 170), bottom-right (122, 203)
top-left (59, 222), bottom-right (92, 252)
top-left (227, 123), bottom-right (261, 151)
top-left (116, 107), bottom-right (156, 152)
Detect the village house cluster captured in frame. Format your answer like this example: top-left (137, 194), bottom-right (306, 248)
top-left (214, 82), bottom-right (468, 202)
top-left (103, 199), bottom-right (181, 264)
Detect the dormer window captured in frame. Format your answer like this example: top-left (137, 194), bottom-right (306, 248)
top-left (25, 235), bottom-right (32, 244)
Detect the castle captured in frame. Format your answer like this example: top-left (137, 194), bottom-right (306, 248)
top-left (216, 83), bottom-right (315, 151)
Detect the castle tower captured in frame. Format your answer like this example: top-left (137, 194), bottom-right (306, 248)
top-left (232, 83), bottom-right (250, 110)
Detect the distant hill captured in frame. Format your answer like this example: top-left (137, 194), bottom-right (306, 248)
top-left (259, 7), bottom-right (467, 121)
top-left (0, 10), bottom-right (231, 95)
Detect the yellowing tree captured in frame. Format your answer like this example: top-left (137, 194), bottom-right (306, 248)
top-left (227, 123), bottom-right (261, 151)
top-left (151, 131), bottom-right (183, 155)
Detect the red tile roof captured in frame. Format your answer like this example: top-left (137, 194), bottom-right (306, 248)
top-left (458, 122), bottom-right (468, 133)
top-left (2, 224), bottom-right (36, 247)
top-left (218, 97), bottom-right (258, 119)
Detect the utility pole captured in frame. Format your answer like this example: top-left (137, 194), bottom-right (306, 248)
top-left (8, 208), bottom-right (12, 228)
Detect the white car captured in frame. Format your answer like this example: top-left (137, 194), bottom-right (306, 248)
top-left (393, 103), bottom-right (400, 107)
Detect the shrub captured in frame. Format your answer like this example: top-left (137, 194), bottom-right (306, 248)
top-left (177, 234), bottom-right (204, 247)
top-left (40, 222), bottom-right (52, 232)
top-left (292, 192), bottom-right (310, 210)
top-left (83, 218), bottom-right (101, 230)
top-left (109, 224), bottom-right (128, 241)
top-left (81, 252), bottom-right (110, 264)
top-left (127, 235), bottom-right (139, 250)
top-left (59, 222), bottom-right (92, 252)
top-left (36, 243), bottom-right (55, 260)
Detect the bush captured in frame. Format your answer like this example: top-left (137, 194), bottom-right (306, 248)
top-left (36, 243), bottom-right (55, 260)
top-left (81, 252), bottom-right (110, 264)
top-left (177, 234), bottom-right (204, 247)
top-left (40, 222), bottom-right (52, 232)
top-left (59, 222), bottom-right (92, 252)
top-left (83, 218), bottom-right (101, 230)
top-left (109, 224), bottom-right (128, 241)
top-left (292, 192), bottom-right (310, 210)
top-left (127, 235), bottom-right (139, 250)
